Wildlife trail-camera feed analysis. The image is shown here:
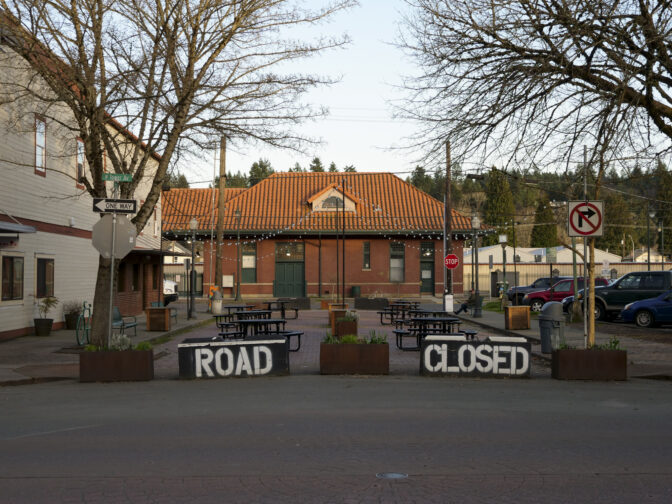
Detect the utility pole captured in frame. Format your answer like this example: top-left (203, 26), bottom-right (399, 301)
top-left (444, 140), bottom-right (453, 312)
top-left (215, 136), bottom-right (226, 290)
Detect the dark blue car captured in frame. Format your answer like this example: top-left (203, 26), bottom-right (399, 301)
top-left (620, 290), bottom-right (672, 327)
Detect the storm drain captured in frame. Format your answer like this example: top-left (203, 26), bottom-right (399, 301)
top-left (376, 472), bottom-right (408, 480)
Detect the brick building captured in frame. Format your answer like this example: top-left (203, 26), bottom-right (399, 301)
top-left (162, 172), bottom-right (472, 299)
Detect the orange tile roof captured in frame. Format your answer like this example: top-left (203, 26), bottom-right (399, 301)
top-left (162, 173), bottom-right (471, 234)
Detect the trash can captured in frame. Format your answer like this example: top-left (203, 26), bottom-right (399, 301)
top-left (351, 286), bottom-right (361, 298)
top-left (538, 301), bottom-right (565, 353)
top-left (212, 289), bottom-right (223, 315)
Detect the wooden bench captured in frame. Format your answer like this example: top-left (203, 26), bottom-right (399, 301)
top-left (112, 307), bottom-right (137, 337)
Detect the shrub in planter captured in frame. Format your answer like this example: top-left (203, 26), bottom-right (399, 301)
top-left (552, 338), bottom-right (627, 381)
top-left (34, 296), bottom-right (59, 336)
top-left (62, 300), bottom-right (83, 330)
top-left (320, 331), bottom-right (389, 375)
top-left (335, 311), bottom-right (359, 338)
top-left (79, 337), bottom-right (154, 382)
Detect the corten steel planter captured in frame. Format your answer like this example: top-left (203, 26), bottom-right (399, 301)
top-left (80, 350), bottom-right (154, 382)
top-left (552, 349), bottom-right (627, 381)
top-left (64, 313), bottom-right (80, 330)
top-left (335, 320), bottom-right (358, 338)
top-left (320, 343), bottom-right (389, 375)
top-left (354, 297), bottom-right (389, 310)
top-left (320, 300), bottom-right (331, 310)
top-left (329, 309), bottom-right (347, 334)
top-left (504, 306), bottom-right (530, 330)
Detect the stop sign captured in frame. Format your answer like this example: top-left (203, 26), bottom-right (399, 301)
top-left (92, 214), bottom-right (137, 259)
top-left (444, 253), bottom-right (459, 269)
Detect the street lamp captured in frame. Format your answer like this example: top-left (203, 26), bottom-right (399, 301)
top-left (647, 206), bottom-right (655, 271)
top-left (235, 209), bottom-right (242, 301)
top-left (188, 217), bottom-right (198, 319)
top-left (471, 213), bottom-right (482, 317)
top-left (659, 219), bottom-right (665, 270)
top-left (499, 233), bottom-right (507, 304)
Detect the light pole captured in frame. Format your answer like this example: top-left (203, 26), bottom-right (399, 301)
top-left (499, 233), bottom-right (507, 304)
top-left (188, 217), bottom-right (198, 319)
top-left (472, 213), bottom-right (482, 317)
top-left (235, 209), bottom-right (242, 301)
top-left (647, 206), bottom-right (655, 271)
top-left (659, 219), bottom-right (665, 270)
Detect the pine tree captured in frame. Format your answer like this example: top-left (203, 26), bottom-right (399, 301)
top-left (530, 197), bottom-right (557, 247)
top-left (249, 158), bottom-right (274, 186)
top-left (482, 168), bottom-right (515, 246)
top-left (309, 157), bottom-right (324, 172)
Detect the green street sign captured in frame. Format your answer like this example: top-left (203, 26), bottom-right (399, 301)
top-left (102, 173), bottom-right (132, 182)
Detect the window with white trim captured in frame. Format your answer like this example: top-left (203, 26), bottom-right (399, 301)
top-left (76, 138), bottom-right (86, 187)
top-left (35, 115), bottom-right (46, 175)
top-left (36, 257), bottom-right (54, 298)
top-left (390, 242), bottom-right (405, 282)
top-left (2, 255), bottom-right (24, 301)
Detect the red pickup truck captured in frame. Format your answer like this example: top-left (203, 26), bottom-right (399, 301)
top-left (522, 277), bottom-right (609, 312)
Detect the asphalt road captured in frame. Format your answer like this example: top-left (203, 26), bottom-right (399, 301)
top-left (2, 375), bottom-right (671, 503)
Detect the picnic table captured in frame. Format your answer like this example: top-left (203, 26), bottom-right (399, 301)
top-left (235, 310), bottom-right (272, 320)
top-left (265, 300), bottom-right (299, 320)
top-left (214, 304), bottom-right (255, 324)
top-left (393, 316), bottom-right (466, 351)
top-left (233, 318), bottom-right (287, 338)
top-left (378, 302), bottom-right (421, 325)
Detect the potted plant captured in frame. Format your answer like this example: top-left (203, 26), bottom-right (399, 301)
top-left (62, 300), bottom-right (83, 330)
top-left (552, 337), bottom-right (627, 381)
top-left (79, 336), bottom-right (154, 382)
top-left (320, 331), bottom-right (389, 375)
top-left (34, 296), bottom-right (59, 336)
top-left (335, 310), bottom-right (358, 338)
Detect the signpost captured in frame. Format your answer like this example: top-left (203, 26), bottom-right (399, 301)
top-left (93, 198), bottom-right (137, 214)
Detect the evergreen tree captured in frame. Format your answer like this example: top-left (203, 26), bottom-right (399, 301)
top-left (530, 196), bottom-right (557, 247)
top-left (595, 192), bottom-right (630, 255)
top-left (309, 157), bottom-right (324, 172)
top-left (167, 171), bottom-right (189, 188)
top-left (249, 158), bottom-right (274, 186)
top-left (328, 162), bottom-right (338, 172)
top-left (482, 168), bottom-right (515, 246)
top-left (654, 160), bottom-right (672, 258)
top-left (343, 164), bottom-right (356, 172)
top-left (211, 171), bottom-right (248, 188)
top-left (288, 162), bottom-right (305, 172)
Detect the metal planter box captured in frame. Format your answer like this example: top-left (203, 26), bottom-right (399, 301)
top-left (504, 305), bottom-right (530, 330)
top-left (79, 350), bottom-right (154, 382)
top-left (319, 343), bottom-right (389, 375)
top-left (552, 349), bottom-right (627, 380)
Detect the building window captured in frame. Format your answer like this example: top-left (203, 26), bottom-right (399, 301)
top-left (421, 242), bottom-right (434, 260)
top-left (390, 242), bottom-right (404, 282)
top-left (322, 196), bottom-right (344, 209)
top-left (241, 243), bottom-right (256, 283)
top-left (118, 263), bottom-right (128, 292)
top-left (132, 264), bottom-right (141, 291)
top-left (275, 242), bottom-right (304, 261)
top-left (76, 139), bottom-right (86, 187)
top-left (35, 115), bottom-right (46, 175)
top-left (2, 256), bottom-right (24, 301)
top-left (36, 258), bottom-right (54, 298)
top-left (362, 242), bottom-right (370, 269)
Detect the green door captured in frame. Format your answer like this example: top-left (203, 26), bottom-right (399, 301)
top-left (420, 242), bottom-right (435, 294)
top-left (275, 262), bottom-right (305, 297)
top-left (274, 242), bottom-right (305, 297)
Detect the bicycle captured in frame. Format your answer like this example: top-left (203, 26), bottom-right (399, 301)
top-left (76, 301), bottom-right (92, 346)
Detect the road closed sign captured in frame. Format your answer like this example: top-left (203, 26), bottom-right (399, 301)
top-left (568, 200), bottom-right (603, 237)
top-left (444, 253), bottom-right (459, 269)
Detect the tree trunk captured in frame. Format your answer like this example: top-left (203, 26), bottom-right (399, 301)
top-left (91, 255), bottom-right (119, 348)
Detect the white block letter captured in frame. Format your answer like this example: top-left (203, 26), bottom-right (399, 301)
top-left (195, 348), bottom-right (214, 378)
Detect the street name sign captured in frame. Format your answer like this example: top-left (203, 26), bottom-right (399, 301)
top-left (93, 198), bottom-right (137, 214)
top-left (568, 200), bottom-right (603, 237)
top-left (92, 214), bottom-right (137, 259)
top-left (102, 173), bottom-right (132, 182)
top-left (444, 253), bottom-right (460, 269)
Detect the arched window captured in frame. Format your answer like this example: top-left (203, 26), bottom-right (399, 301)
top-left (322, 196), bottom-right (344, 209)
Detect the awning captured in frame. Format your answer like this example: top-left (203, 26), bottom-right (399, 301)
top-left (0, 221), bottom-right (37, 234)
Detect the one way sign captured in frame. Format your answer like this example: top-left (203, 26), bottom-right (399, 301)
top-left (568, 200), bottom-right (603, 237)
top-left (93, 198), bottom-right (137, 214)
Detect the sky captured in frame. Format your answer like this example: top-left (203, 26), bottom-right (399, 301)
top-left (187, 0), bottom-right (422, 187)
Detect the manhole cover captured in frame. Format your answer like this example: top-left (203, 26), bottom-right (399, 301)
top-left (376, 472), bottom-right (408, 480)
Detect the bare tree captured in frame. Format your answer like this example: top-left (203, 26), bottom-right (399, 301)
top-left (396, 0), bottom-right (672, 168)
top-left (0, 0), bottom-right (354, 346)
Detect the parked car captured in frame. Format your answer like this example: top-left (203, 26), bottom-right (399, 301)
top-left (163, 279), bottom-right (179, 305)
top-left (522, 277), bottom-right (609, 312)
top-left (590, 270), bottom-right (672, 320)
top-left (620, 290), bottom-right (672, 327)
top-left (506, 276), bottom-right (571, 304)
